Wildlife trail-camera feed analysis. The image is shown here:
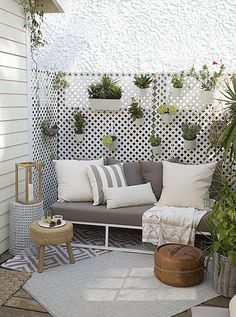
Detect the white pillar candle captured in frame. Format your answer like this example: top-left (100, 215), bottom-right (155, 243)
top-left (28, 183), bottom-right (34, 201)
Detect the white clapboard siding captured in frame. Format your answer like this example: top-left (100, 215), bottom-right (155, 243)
top-left (0, 107), bottom-right (27, 120)
top-left (0, 9), bottom-right (25, 30)
top-left (0, 39), bottom-right (26, 58)
top-left (0, 119), bottom-right (28, 135)
top-left (0, 212), bottom-right (9, 229)
top-left (0, 143), bottom-right (28, 162)
top-left (0, 155), bottom-right (28, 175)
top-left (0, 52), bottom-right (26, 69)
top-left (0, 94), bottom-right (27, 107)
top-left (0, 0), bottom-right (28, 254)
top-left (0, 81), bottom-right (27, 94)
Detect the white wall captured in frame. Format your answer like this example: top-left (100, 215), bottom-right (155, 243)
top-left (0, 0), bottom-right (28, 254)
top-left (38, 0), bottom-right (236, 73)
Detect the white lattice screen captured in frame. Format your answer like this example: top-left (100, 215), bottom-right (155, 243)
top-left (31, 71), bottom-right (228, 208)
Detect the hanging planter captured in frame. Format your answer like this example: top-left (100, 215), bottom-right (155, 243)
top-left (171, 87), bottom-right (183, 98)
top-left (151, 145), bottom-right (161, 155)
top-left (41, 120), bottom-right (59, 138)
top-left (73, 110), bottom-right (85, 142)
top-left (171, 71), bottom-right (184, 98)
top-left (199, 90), bottom-right (215, 104)
top-left (134, 118), bottom-right (144, 126)
top-left (87, 75), bottom-right (122, 111)
top-left (181, 122), bottom-right (201, 150)
top-left (75, 133), bottom-right (84, 142)
top-left (133, 74), bottom-right (152, 99)
top-left (156, 105), bottom-right (177, 124)
top-left (183, 139), bottom-right (196, 150)
top-left (128, 98), bottom-right (144, 126)
top-left (102, 135), bottom-right (118, 151)
top-left (148, 135), bottom-right (161, 155)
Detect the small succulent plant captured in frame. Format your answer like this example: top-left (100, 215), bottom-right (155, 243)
top-left (133, 74), bottom-right (152, 89)
top-left (148, 134), bottom-right (161, 147)
top-left (88, 75), bottom-right (122, 99)
top-left (128, 98), bottom-right (144, 121)
top-left (157, 105), bottom-right (177, 115)
top-left (73, 110), bottom-right (85, 134)
top-left (171, 71), bottom-right (185, 88)
top-left (181, 122), bottom-right (201, 140)
top-left (102, 135), bottom-right (117, 147)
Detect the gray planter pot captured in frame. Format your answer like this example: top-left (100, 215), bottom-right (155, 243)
top-left (213, 252), bottom-right (236, 298)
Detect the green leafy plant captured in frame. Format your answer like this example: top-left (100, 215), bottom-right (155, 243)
top-left (133, 74), bottom-right (152, 89)
top-left (73, 111), bottom-right (85, 134)
top-left (53, 72), bottom-right (69, 90)
top-left (41, 120), bottom-right (59, 138)
top-left (171, 71), bottom-right (184, 88)
top-left (102, 135), bottom-right (117, 147)
top-left (206, 170), bottom-right (236, 268)
top-left (87, 75), bottom-right (122, 99)
top-left (215, 75), bottom-right (236, 164)
top-left (189, 62), bottom-right (225, 91)
top-left (157, 105), bottom-right (177, 115)
top-left (128, 98), bottom-right (144, 121)
top-left (181, 122), bottom-right (201, 140)
top-left (148, 135), bottom-right (161, 147)
top-left (18, 0), bottom-right (45, 49)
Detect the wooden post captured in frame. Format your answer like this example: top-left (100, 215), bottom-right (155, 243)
top-left (15, 164), bottom-right (19, 203)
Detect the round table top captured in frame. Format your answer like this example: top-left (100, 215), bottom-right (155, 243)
top-left (30, 221), bottom-right (73, 245)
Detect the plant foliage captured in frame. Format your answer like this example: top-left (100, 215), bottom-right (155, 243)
top-left (181, 122), bottom-right (201, 140)
top-left (133, 74), bottom-right (152, 89)
top-left (102, 135), bottom-right (117, 147)
top-left (189, 62), bottom-right (225, 91)
top-left (73, 111), bottom-right (85, 134)
top-left (87, 75), bottom-right (122, 99)
top-left (41, 120), bottom-right (59, 138)
top-left (148, 135), bottom-right (161, 147)
top-left (128, 98), bottom-right (144, 121)
top-left (171, 71), bottom-right (184, 88)
top-left (157, 105), bottom-right (177, 115)
top-left (53, 72), bottom-right (69, 90)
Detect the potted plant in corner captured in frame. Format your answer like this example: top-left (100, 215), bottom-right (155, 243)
top-left (87, 75), bottom-right (123, 111)
top-left (181, 122), bottom-right (201, 150)
top-left (102, 134), bottom-right (118, 151)
top-left (171, 71), bottom-right (184, 98)
top-left (157, 105), bottom-right (177, 124)
top-left (73, 110), bottom-right (85, 142)
top-left (128, 97), bottom-right (144, 126)
top-left (189, 62), bottom-right (225, 105)
top-left (133, 74), bottom-right (153, 98)
top-left (148, 134), bottom-right (161, 155)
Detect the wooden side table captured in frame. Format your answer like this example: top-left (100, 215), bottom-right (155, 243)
top-left (30, 221), bottom-right (75, 273)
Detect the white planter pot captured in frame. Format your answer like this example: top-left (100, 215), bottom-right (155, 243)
top-left (199, 90), bottom-right (214, 104)
top-left (184, 139), bottom-right (196, 150)
top-left (75, 133), bottom-right (84, 142)
top-left (151, 145), bottom-right (161, 155)
top-left (138, 88), bottom-right (148, 98)
top-left (107, 139), bottom-right (118, 151)
top-left (89, 99), bottom-right (121, 111)
top-left (161, 114), bottom-right (175, 124)
top-left (171, 87), bottom-right (183, 98)
top-left (134, 118), bottom-right (144, 126)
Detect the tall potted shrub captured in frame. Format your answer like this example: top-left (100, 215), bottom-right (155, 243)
top-left (157, 105), bottom-right (177, 124)
top-left (73, 110), bottom-right (85, 142)
top-left (133, 74), bottom-right (152, 98)
top-left (87, 75), bottom-right (123, 111)
top-left (171, 71), bottom-right (184, 98)
top-left (189, 62), bottom-right (225, 105)
top-left (181, 122), bottom-right (201, 150)
top-left (148, 134), bottom-right (161, 155)
top-left (128, 98), bottom-right (144, 126)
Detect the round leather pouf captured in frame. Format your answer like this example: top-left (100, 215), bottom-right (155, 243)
top-left (154, 243), bottom-right (204, 287)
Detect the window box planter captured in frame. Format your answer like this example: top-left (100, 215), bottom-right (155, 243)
top-left (151, 145), bottom-right (161, 155)
top-left (75, 133), bottom-right (84, 142)
top-left (199, 90), bottom-right (214, 105)
top-left (171, 87), bottom-right (183, 98)
top-left (161, 114), bottom-right (175, 124)
top-left (89, 99), bottom-right (121, 111)
top-left (183, 138), bottom-right (196, 150)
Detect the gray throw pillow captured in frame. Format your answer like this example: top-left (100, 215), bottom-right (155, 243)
top-left (106, 157), bottom-right (144, 186)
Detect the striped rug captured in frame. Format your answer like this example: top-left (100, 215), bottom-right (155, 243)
top-left (1, 224), bottom-right (142, 272)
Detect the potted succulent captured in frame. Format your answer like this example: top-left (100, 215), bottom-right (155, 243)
top-left (171, 71), bottom-right (184, 98)
top-left (73, 110), bottom-right (85, 142)
top-left (133, 74), bottom-right (152, 98)
top-left (148, 134), bottom-right (161, 155)
top-left (53, 71), bottom-right (70, 90)
top-left (189, 62), bottom-right (225, 105)
top-left (102, 134), bottom-right (118, 151)
top-left (41, 120), bottom-right (59, 138)
top-left (128, 98), bottom-right (144, 126)
top-left (206, 171), bottom-right (236, 298)
top-left (87, 75), bottom-right (123, 111)
top-left (157, 105), bottom-right (177, 124)
top-left (181, 122), bottom-right (201, 150)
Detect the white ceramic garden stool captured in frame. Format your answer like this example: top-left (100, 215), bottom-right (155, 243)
top-left (9, 201), bottom-right (44, 255)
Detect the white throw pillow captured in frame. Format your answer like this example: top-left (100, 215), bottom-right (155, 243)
top-left (103, 183), bottom-right (157, 209)
top-left (159, 161), bottom-right (217, 210)
top-left (53, 158), bottom-right (104, 202)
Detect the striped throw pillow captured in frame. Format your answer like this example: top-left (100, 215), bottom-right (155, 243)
top-left (87, 164), bottom-right (127, 205)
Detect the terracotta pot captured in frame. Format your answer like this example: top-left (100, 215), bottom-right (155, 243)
top-left (89, 99), bottom-right (121, 111)
top-left (75, 133), bottom-right (84, 142)
top-left (161, 114), bottom-right (175, 124)
top-left (184, 138), bottom-right (196, 150)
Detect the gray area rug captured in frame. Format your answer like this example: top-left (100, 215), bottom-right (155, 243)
top-left (24, 252), bottom-right (217, 317)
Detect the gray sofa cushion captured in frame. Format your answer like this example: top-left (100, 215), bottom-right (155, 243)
top-left (106, 157), bottom-right (144, 186)
top-left (50, 201), bottom-right (209, 231)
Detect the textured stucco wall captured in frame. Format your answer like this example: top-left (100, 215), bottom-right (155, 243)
top-left (39, 0), bottom-right (236, 72)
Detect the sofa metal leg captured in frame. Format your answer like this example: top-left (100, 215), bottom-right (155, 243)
top-left (105, 226), bottom-right (109, 248)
